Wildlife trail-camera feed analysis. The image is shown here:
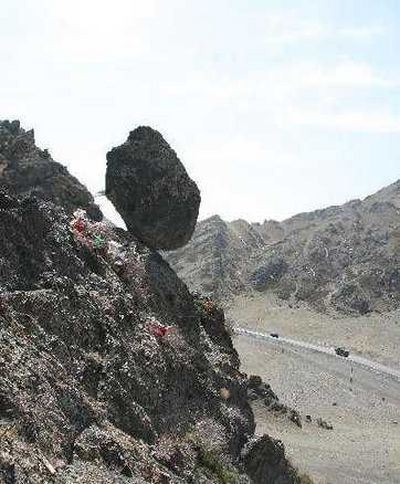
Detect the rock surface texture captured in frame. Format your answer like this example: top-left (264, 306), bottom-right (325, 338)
top-left (166, 180), bottom-right (400, 314)
top-left (0, 191), bottom-right (303, 483)
top-left (0, 121), bottom-right (302, 483)
top-left (242, 435), bottom-right (301, 484)
top-left (0, 120), bottom-right (102, 220)
top-left (106, 127), bottom-right (200, 250)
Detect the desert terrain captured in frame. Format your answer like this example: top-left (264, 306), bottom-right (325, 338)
top-left (231, 295), bottom-right (400, 483)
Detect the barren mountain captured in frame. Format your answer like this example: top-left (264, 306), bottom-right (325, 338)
top-left (166, 180), bottom-right (400, 314)
top-left (0, 120), bottom-right (306, 483)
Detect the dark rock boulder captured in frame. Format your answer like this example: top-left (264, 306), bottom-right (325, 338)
top-left (248, 375), bottom-right (263, 389)
top-left (0, 120), bottom-right (102, 220)
top-left (247, 375), bottom-right (279, 405)
top-left (106, 127), bottom-right (200, 250)
top-left (242, 435), bottom-right (300, 483)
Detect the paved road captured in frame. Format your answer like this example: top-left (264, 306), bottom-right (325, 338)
top-left (235, 327), bottom-right (400, 483)
top-left (235, 327), bottom-right (400, 382)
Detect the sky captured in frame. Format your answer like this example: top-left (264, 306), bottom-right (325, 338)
top-left (1, 0), bottom-right (400, 223)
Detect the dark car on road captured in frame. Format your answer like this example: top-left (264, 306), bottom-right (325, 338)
top-left (270, 333), bottom-right (279, 339)
top-left (335, 347), bottom-right (350, 358)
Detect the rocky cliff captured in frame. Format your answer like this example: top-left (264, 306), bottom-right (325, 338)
top-left (166, 180), bottom-right (400, 315)
top-left (0, 120), bottom-right (101, 220)
top-left (0, 121), bottom-right (303, 483)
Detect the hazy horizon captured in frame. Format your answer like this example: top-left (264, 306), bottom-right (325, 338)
top-left (2, 0), bottom-right (399, 223)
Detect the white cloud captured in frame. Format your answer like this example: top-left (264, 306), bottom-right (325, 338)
top-left (160, 59), bottom-right (400, 139)
top-left (262, 14), bottom-right (326, 45)
top-left (165, 60), bottom-right (398, 109)
top-left (288, 61), bottom-right (397, 89)
top-left (337, 25), bottom-right (385, 40)
top-left (282, 108), bottom-right (400, 133)
top-left (10, 0), bottom-right (158, 64)
top-left (260, 12), bottom-right (385, 46)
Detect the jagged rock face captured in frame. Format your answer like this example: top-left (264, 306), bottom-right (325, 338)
top-left (0, 190), bottom-right (300, 483)
top-left (0, 119), bottom-right (302, 482)
top-left (166, 180), bottom-right (400, 314)
top-left (0, 120), bottom-right (102, 220)
top-left (242, 435), bottom-right (301, 484)
top-left (106, 127), bottom-right (200, 250)
top-left (0, 191), bottom-right (244, 481)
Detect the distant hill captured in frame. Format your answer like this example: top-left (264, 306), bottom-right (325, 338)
top-left (166, 180), bottom-right (400, 314)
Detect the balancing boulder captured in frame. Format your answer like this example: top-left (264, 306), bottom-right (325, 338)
top-left (106, 127), bottom-right (200, 250)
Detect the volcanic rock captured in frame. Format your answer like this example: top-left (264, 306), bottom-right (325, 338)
top-left (105, 126), bottom-right (200, 250)
top-left (0, 120), bottom-right (102, 220)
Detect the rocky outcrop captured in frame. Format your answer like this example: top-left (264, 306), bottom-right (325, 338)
top-left (247, 375), bottom-right (279, 403)
top-left (106, 127), bottom-right (200, 250)
top-left (0, 120), bottom-right (302, 483)
top-left (247, 376), bottom-right (302, 429)
top-left (166, 180), bottom-right (400, 314)
top-left (0, 120), bottom-right (102, 220)
top-left (0, 190), bottom-right (252, 482)
top-left (242, 435), bottom-right (301, 484)
top-left (0, 191), bottom-right (302, 483)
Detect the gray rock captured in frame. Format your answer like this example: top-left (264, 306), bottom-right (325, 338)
top-left (289, 409), bottom-right (302, 428)
top-left (0, 120), bottom-right (102, 220)
top-left (1, 189), bottom-right (308, 483)
top-left (241, 435), bottom-right (300, 484)
top-left (106, 127), bottom-right (200, 250)
top-left (316, 418), bottom-right (333, 430)
top-left (248, 375), bottom-right (263, 389)
top-left (0, 190), bottom-right (250, 482)
top-left (0, 120), bottom-right (303, 483)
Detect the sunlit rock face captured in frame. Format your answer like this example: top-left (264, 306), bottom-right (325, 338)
top-left (106, 126), bottom-right (200, 251)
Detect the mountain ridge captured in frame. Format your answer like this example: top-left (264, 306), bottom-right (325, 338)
top-left (166, 178), bottom-right (400, 314)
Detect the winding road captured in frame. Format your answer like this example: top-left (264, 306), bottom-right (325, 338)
top-left (235, 327), bottom-right (400, 382)
top-left (235, 326), bottom-right (400, 483)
